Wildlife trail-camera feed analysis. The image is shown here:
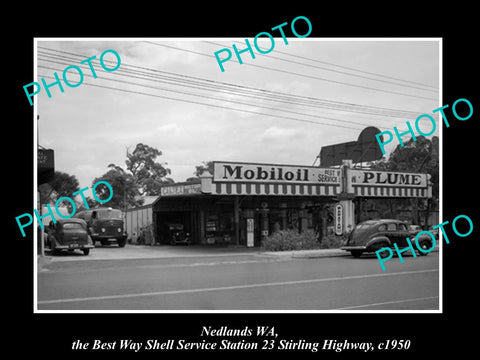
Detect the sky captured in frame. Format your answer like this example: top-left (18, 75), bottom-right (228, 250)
top-left (34, 38), bottom-right (440, 190)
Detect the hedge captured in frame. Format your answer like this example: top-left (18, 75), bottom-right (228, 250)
top-left (261, 229), bottom-right (345, 251)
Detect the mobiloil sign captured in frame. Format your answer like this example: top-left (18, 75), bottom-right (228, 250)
top-left (213, 162), bottom-right (341, 184)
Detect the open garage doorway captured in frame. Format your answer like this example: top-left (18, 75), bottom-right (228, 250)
top-left (155, 211), bottom-right (200, 245)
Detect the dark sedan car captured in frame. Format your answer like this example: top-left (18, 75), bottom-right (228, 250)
top-left (341, 219), bottom-right (433, 258)
top-left (167, 223), bottom-right (192, 245)
top-left (46, 218), bottom-right (94, 256)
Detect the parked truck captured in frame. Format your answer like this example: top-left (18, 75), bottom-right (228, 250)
top-left (75, 207), bottom-right (127, 247)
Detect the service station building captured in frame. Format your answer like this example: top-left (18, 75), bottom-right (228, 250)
top-left (124, 160), bottom-right (432, 247)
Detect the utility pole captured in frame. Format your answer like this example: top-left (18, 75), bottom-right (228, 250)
top-left (124, 145), bottom-right (130, 213)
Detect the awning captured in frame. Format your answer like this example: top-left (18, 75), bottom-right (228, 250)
top-left (352, 185), bottom-right (430, 198)
top-left (211, 182), bottom-right (340, 196)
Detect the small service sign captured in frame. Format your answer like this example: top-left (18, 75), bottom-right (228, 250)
top-left (335, 204), bottom-right (343, 236)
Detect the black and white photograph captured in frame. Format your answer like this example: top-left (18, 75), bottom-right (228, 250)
top-left (10, 7), bottom-right (478, 357)
top-left (33, 37), bottom-right (441, 312)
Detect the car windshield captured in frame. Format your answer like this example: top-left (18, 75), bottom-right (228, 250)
top-left (96, 209), bottom-right (122, 220)
top-left (63, 223), bottom-right (84, 230)
top-left (169, 224), bottom-right (184, 230)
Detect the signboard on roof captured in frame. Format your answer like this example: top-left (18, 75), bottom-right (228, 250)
top-left (213, 161), bottom-right (341, 185)
top-left (350, 170), bottom-right (428, 188)
top-left (160, 183), bottom-right (201, 196)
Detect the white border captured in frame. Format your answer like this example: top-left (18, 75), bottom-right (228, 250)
top-left (438, 38), bottom-right (443, 313)
top-left (33, 37), bottom-right (442, 314)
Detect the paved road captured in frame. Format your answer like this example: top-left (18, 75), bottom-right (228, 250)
top-left (37, 246), bottom-right (439, 311)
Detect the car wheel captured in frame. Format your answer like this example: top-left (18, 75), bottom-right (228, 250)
top-left (351, 250), bottom-right (363, 258)
top-left (83, 249), bottom-right (90, 256)
top-left (417, 240), bottom-right (431, 256)
top-left (118, 239), bottom-right (126, 248)
top-left (376, 243), bottom-right (391, 258)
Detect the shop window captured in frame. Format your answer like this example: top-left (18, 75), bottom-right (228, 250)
top-left (205, 211), bottom-right (234, 244)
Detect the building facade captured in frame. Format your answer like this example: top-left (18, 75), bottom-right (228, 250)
top-left (124, 160), bottom-right (433, 247)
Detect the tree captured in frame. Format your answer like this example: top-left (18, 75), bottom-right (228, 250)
top-left (370, 135), bottom-right (439, 225)
top-left (91, 143), bottom-right (172, 208)
top-left (76, 196), bottom-right (97, 212)
top-left (185, 161), bottom-right (214, 182)
top-left (140, 176), bottom-right (175, 193)
top-left (125, 143), bottom-right (173, 195)
top-left (195, 161), bottom-right (214, 176)
top-left (91, 165), bottom-right (143, 209)
top-left (39, 171), bottom-right (80, 209)
top-left (373, 136), bottom-right (439, 197)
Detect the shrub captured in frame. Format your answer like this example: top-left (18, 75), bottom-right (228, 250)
top-left (319, 234), bottom-right (345, 249)
top-left (261, 229), bottom-right (346, 251)
top-left (261, 229), bottom-right (320, 251)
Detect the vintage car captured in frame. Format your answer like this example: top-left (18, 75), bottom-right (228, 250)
top-left (46, 218), bottom-right (94, 256)
top-left (341, 219), bottom-right (433, 258)
top-left (167, 223), bottom-right (192, 245)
